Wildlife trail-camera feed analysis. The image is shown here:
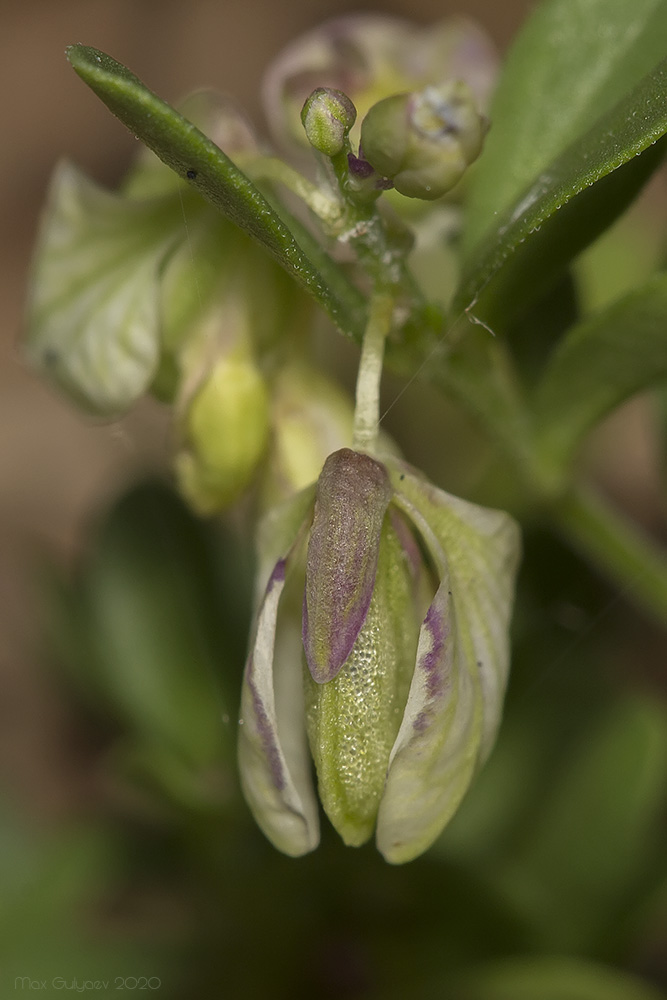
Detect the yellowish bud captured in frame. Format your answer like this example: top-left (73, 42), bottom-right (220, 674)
top-left (176, 355), bottom-right (269, 515)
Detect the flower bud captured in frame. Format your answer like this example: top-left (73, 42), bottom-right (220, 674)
top-left (361, 81), bottom-right (488, 199)
top-left (175, 352), bottom-right (269, 515)
top-left (301, 88), bottom-right (357, 157)
top-left (263, 14), bottom-right (497, 158)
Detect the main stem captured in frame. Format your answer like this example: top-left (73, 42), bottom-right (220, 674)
top-left (352, 288), bottom-right (395, 453)
top-left (553, 483), bottom-right (667, 626)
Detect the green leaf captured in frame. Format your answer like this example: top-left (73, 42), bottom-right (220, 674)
top-left (495, 697), bottom-right (667, 952)
top-left (453, 59), bottom-right (667, 332)
top-left (452, 956), bottom-right (666, 1000)
top-left (25, 162), bottom-right (186, 415)
top-left (534, 273), bottom-right (667, 474)
top-left (83, 482), bottom-right (234, 767)
top-left (465, 0), bottom-right (667, 252)
top-left (66, 45), bottom-right (365, 340)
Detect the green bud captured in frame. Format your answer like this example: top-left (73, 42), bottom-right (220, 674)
top-left (301, 87), bottom-right (357, 156)
top-left (361, 81), bottom-right (488, 200)
top-left (263, 15), bottom-right (498, 160)
top-left (175, 353), bottom-right (270, 515)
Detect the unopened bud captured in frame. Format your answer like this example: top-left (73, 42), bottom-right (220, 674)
top-left (301, 88), bottom-right (357, 157)
top-left (360, 80), bottom-right (488, 200)
top-left (175, 354), bottom-right (269, 515)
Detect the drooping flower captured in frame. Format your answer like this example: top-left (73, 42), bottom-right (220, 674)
top-left (238, 448), bottom-right (520, 863)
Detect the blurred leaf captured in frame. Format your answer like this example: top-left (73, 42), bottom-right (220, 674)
top-left (25, 163), bottom-right (189, 416)
top-left (451, 956), bottom-right (665, 1000)
top-left (453, 60), bottom-right (667, 332)
top-left (534, 274), bottom-right (667, 474)
top-left (110, 736), bottom-right (236, 814)
top-left (82, 482), bottom-right (240, 769)
top-left (494, 696), bottom-right (667, 953)
top-left (575, 202), bottom-right (666, 314)
top-left (465, 0), bottom-right (667, 251)
top-left (66, 45), bottom-right (366, 341)
top-left (0, 803), bottom-right (180, 994)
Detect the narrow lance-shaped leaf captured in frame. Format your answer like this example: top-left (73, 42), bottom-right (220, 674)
top-left (452, 59), bottom-right (667, 333)
top-left (66, 45), bottom-right (365, 341)
top-left (465, 0), bottom-right (667, 252)
top-left (533, 272), bottom-right (667, 475)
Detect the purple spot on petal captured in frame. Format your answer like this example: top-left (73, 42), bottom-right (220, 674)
top-left (268, 558), bottom-right (287, 590)
top-left (419, 599), bottom-right (450, 699)
top-left (414, 710), bottom-right (430, 734)
top-left (247, 663), bottom-right (285, 792)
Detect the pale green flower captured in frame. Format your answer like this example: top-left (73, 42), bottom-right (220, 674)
top-left (239, 448), bottom-right (520, 863)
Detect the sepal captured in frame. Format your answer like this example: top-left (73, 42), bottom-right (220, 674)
top-left (302, 449), bottom-right (393, 683)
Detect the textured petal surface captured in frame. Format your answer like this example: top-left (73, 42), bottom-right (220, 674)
top-left (304, 514), bottom-right (420, 846)
top-left (303, 449), bottom-right (393, 683)
top-left (376, 460), bottom-right (520, 863)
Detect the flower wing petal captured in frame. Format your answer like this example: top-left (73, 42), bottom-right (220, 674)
top-left (238, 558), bottom-right (320, 857)
top-left (391, 462), bottom-right (520, 759)
top-left (376, 574), bottom-right (480, 864)
top-left (377, 461), bottom-right (520, 863)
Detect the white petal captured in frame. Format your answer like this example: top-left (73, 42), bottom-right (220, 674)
top-left (238, 558), bottom-right (319, 856)
top-left (376, 461), bottom-right (520, 863)
top-left (391, 463), bottom-right (520, 759)
top-left (376, 565), bottom-right (481, 863)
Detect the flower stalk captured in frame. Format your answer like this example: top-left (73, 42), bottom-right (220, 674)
top-left (352, 287), bottom-right (395, 453)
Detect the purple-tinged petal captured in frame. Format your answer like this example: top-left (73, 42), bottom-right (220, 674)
top-left (376, 458), bottom-right (520, 863)
top-left (388, 458), bottom-right (520, 760)
top-left (303, 448), bottom-right (392, 683)
top-left (376, 574), bottom-right (481, 864)
top-left (239, 487), bottom-right (320, 857)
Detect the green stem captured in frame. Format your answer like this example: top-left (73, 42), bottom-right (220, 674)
top-left (352, 289), bottom-right (395, 453)
top-left (237, 154), bottom-right (342, 226)
top-left (552, 484), bottom-right (667, 625)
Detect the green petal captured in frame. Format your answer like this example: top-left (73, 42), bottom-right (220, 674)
top-left (304, 512), bottom-right (420, 846)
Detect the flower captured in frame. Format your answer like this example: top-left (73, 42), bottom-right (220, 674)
top-left (238, 448), bottom-right (520, 863)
